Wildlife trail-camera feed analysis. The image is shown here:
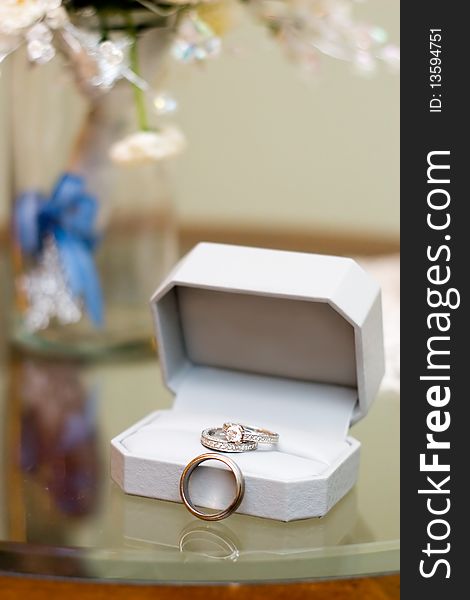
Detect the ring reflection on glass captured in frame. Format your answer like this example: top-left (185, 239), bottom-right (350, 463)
top-left (179, 453), bottom-right (245, 521)
top-left (179, 523), bottom-right (240, 560)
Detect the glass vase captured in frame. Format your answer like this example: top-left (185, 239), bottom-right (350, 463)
top-left (7, 16), bottom-right (179, 358)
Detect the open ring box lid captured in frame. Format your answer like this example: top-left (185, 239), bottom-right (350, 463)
top-left (111, 243), bottom-right (385, 521)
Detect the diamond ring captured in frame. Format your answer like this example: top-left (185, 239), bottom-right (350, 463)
top-left (201, 427), bottom-right (258, 453)
top-left (201, 423), bottom-right (279, 453)
top-left (223, 422), bottom-right (279, 446)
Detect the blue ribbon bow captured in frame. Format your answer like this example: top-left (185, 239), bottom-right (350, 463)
top-left (14, 173), bottom-right (103, 327)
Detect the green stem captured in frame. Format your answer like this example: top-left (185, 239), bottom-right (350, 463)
top-left (129, 29), bottom-right (149, 131)
top-left (98, 10), bottom-right (110, 41)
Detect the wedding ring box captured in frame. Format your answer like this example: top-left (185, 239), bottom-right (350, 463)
top-left (111, 243), bottom-right (384, 521)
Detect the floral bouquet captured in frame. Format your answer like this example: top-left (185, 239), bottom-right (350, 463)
top-left (1, 0), bottom-right (398, 350)
top-left (1, 1), bottom-right (399, 155)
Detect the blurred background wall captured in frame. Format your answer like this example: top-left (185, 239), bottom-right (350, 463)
top-left (0, 0), bottom-right (399, 242)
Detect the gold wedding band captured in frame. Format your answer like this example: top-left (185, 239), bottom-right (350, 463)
top-left (179, 453), bottom-right (245, 521)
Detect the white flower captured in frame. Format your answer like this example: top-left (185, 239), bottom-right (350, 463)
top-left (172, 12), bottom-right (221, 63)
top-left (0, 0), bottom-right (61, 35)
top-left (109, 127), bottom-right (187, 166)
top-left (45, 6), bottom-right (68, 29)
top-left (0, 1), bottom-right (64, 63)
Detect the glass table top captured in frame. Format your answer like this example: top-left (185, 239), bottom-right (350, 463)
top-left (0, 348), bottom-right (399, 583)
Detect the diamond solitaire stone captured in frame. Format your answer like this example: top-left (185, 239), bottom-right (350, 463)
top-left (224, 423), bottom-right (244, 443)
top-left (201, 427), bottom-right (257, 453)
top-left (223, 422), bottom-right (279, 445)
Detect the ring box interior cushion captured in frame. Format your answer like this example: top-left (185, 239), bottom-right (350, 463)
top-left (111, 243), bottom-right (385, 521)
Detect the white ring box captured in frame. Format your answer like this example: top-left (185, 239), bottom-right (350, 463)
top-left (111, 243), bottom-right (385, 521)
